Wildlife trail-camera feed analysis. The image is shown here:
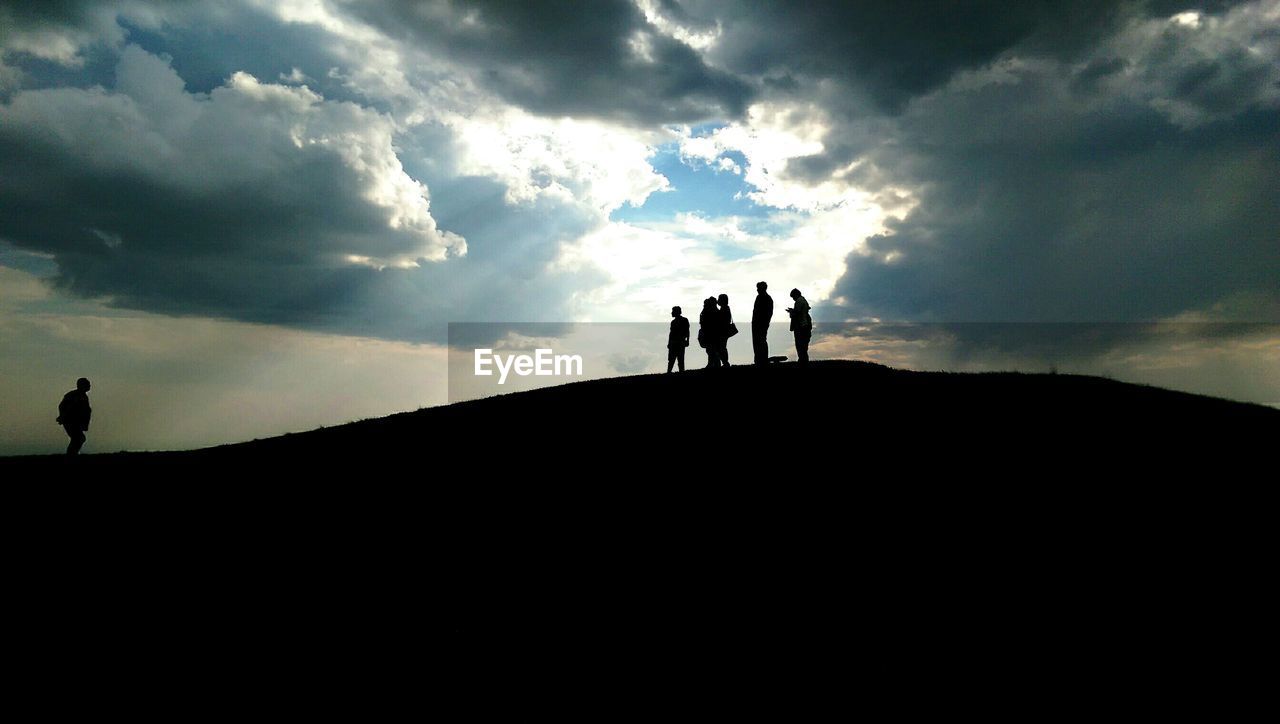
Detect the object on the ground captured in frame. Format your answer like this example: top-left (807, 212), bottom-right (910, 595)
top-left (768, 355), bottom-right (788, 363)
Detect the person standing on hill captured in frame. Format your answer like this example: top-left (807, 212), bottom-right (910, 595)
top-left (667, 305), bottom-right (690, 373)
top-left (752, 281), bottom-right (773, 364)
top-left (787, 288), bottom-right (812, 364)
top-left (717, 293), bottom-right (734, 367)
top-left (699, 297), bottom-right (722, 368)
top-left (57, 377), bottom-right (92, 456)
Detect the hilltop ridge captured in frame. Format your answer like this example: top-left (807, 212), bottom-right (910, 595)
top-left (5, 360), bottom-right (1275, 472)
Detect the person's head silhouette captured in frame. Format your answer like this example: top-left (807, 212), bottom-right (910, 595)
top-left (717, 293), bottom-right (729, 307)
top-left (671, 305), bottom-right (681, 317)
top-left (790, 288), bottom-right (801, 300)
top-left (757, 281), bottom-right (767, 293)
top-left (703, 298), bottom-right (717, 312)
top-left (76, 377), bottom-right (91, 392)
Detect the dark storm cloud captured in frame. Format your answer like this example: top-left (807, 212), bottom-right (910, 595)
top-left (0, 1), bottom-right (118, 40)
top-left (1144, 0), bottom-right (1252, 14)
top-left (0, 0), bottom-right (123, 79)
top-left (828, 2), bottom-right (1280, 335)
top-left (688, 0), bottom-right (1130, 113)
top-left (0, 44), bottom-right (592, 343)
top-left (837, 111), bottom-right (1280, 322)
top-left (0, 2), bottom-right (629, 345)
top-left (683, 1), bottom-right (1263, 182)
top-left (0, 1), bottom-right (204, 63)
top-left (0, 1), bottom-right (386, 110)
top-left (344, 0), bottom-right (752, 124)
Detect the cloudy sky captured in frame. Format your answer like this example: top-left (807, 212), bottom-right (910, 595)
top-left (2, 0), bottom-right (1278, 453)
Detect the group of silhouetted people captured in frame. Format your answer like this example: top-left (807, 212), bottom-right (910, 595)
top-left (668, 282), bottom-right (811, 372)
top-left (50, 291), bottom-right (813, 456)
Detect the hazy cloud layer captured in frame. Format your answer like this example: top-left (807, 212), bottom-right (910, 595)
top-left (0, 266), bottom-right (449, 455)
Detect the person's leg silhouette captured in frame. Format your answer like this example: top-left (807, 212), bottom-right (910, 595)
top-left (794, 328), bottom-right (811, 364)
top-left (64, 425), bottom-right (85, 455)
top-left (753, 323), bottom-right (768, 364)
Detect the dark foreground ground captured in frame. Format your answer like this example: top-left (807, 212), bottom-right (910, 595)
top-left (3, 361), bottom-right (1274, 711)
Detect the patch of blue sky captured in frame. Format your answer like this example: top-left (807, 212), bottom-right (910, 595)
top-left (711, 241), bottom-right (757, 261)
top-left (119, 17), bottom-right (387, 112)
top-left (687, 121), bottom-right (727, 138)
top-left (611, 145), bottom-right (769, 223)
top-left (0, 44), bottom-right (119, 97)
top-left (709, 213), bottom-right (805, 261)
top-left (732, 214), bottom-right (802, 238)
top-left (0, 243), bottom-right (58, 277)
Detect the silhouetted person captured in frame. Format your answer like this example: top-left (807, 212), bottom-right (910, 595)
top-left (667, 305), bottom-right (689, 373)
top-left (717, 293), bottom-right (734, 366)
top-left (752, 281), bottom-right (773, 364)
top-left (57, 377), bottom-right (92, 456)
top-left (699, 297), bottom-right (722, 368)
top-left (787, 288), bottom-right (812, 364)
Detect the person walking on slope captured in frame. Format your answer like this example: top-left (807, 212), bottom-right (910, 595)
top-left (57, 377), bottom-right (92, 456)
top-left (787, 289), bottom-right (812, 364)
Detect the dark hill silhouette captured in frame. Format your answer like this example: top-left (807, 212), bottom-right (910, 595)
top-left (3, 360), bottom-right (1273, 700)
top-left (4, 360), bottom-right (1276, 472)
